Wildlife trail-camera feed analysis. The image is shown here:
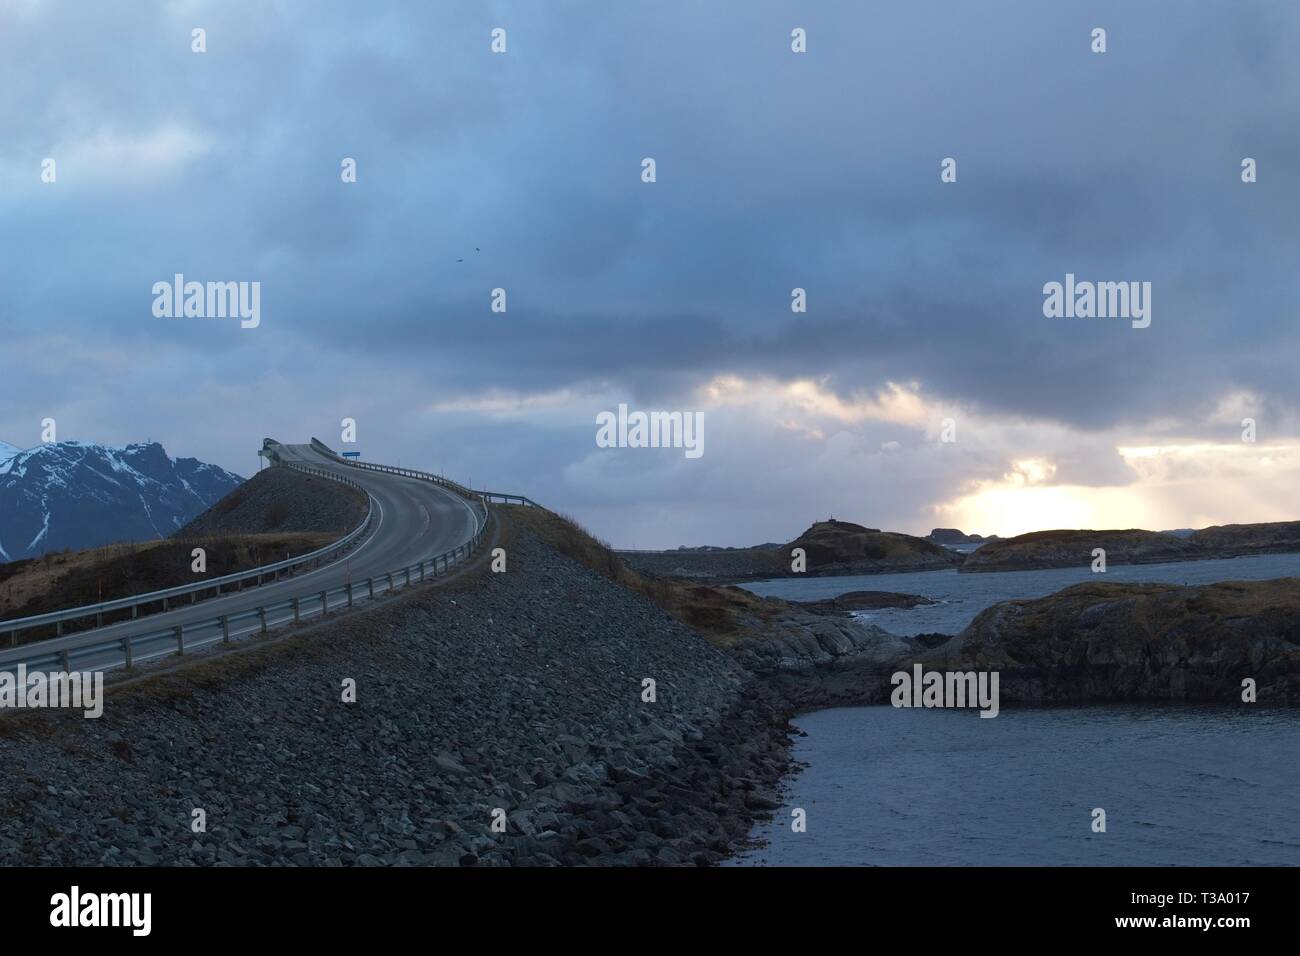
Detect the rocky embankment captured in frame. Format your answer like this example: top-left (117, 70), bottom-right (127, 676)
top-left (962, 521), bottom-right (1300, 572)
top-left (5, 503), bottom-right (1297, 867)
top-left (723, 599), bottom-right (923, 713)
top-left (623, 519), bottom-right (959, 582)
top-left (176, 466), bottom-right (367, 538)
top-left (0, 521), bottom-right (812, 866)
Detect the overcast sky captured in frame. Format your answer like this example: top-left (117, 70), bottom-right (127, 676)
top-left (4, 1), bottom-right (1300, 548)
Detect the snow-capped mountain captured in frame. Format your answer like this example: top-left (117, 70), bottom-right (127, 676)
top-left (0, 440), bottom-right (243, 562)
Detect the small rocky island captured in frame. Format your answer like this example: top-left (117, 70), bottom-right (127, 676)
top-left (962, 521), bottom-right (1300, 572)
top-left (927, 528), bottom-right (998, 545)
top-left (622, 519), bottom-right (960, 581)
top-left (788, 590), bottom-right (935, 612)
top-left (628, 516), bottom-right (1300, 581)
top-left (920, 578), bottom-right (1300, 703)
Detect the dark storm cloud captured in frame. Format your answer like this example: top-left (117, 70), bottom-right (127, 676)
top-left (3, 0), bottom-right (1299, 543)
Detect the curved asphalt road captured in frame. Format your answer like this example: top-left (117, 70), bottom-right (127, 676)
top-left (7, 442), bottom-right (481, 674)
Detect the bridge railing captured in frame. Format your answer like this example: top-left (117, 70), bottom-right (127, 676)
top-left (307, 438), bottom-right (545, 513)
top-left (0, 460), bottom-right (489, 674)
top-left (0, 470), bottom-right (375, 647)
top-left (475, 491), bottom-right (544, 507)
top-left (0, 519), bottom-right (487, 674)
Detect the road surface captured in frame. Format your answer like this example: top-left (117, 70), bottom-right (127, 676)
top-left (4, 442), bottom-right (482, 674)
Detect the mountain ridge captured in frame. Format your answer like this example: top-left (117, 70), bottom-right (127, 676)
top-left (0, 440), bottom-right (242, 562)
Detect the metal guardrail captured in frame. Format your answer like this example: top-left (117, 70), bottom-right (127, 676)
top-left (0, 525), bottom-right (487, 675)
top-left (345, 460), bottom-right (490, 522)
top-left (309, 440), bottom-right (484, 508)
top-left (1, 470), bottom-right (375, 646)
top-left (0, 459), bottom-right (489, 674)
top-left (476, 491), bottom-right (543, 507)
top-left (305, 438), bottom-right (545, 512)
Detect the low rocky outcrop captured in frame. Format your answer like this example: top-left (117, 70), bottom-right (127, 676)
top-left (1190, 520), bottom-right (1300, 556)
top-left (962, 520), bottom-right (1300, 572)
top-left (960, 528), bottom-right (1202, 572)
top-left (790, 520), bottom-right (959, 573)
top-left (724, 576), bottom-right (1300, 711)
top-left (623, 518), bottom-right (959, 582)
top-left (788, 590), bottom-right (934, 612)
top-left (927, 528), bottom-right (996, 545)
top-left (921, 579), bottom-right (1300, 703)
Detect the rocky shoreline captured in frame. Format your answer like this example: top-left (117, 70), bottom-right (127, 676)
top-left (3, 506), bottom-right (1296, 867)
top-left (0, 519), bottom-right (816, 866)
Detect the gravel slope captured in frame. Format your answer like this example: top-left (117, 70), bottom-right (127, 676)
top-left (176, 466), bottom-right (366, 538)
top-left (0, 526), bottom-right (793, 866)
top-left (5, 504), bottom-right (1278, 866)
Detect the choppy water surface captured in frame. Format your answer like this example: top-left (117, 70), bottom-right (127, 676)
top-left (732, 554), bottom-right (1300, 866)
top-left (728, 705), bottom-right (1300, 866)
top-left (742, 552), bottom-right (1300, 636)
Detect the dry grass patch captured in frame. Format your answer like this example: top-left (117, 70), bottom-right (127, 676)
top-left (1, 533), bottom-right (336, 639)
top-left (500, 505), bottom-right (784, 647)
